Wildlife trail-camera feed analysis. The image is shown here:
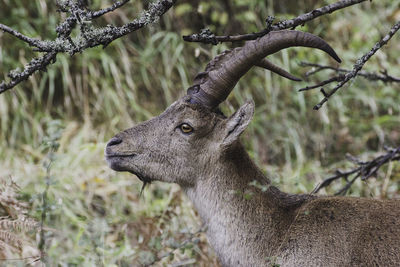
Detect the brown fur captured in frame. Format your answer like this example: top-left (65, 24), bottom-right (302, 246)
top-left (106, 97), bottom-right (400, 266)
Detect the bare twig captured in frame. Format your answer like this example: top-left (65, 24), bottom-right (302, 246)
top-left (183, 0), bottom-right (367, 44)
top-left (298, 62), bottom-right (400, 92)
top-left (90, 0), bottom-right (130, 18)
top-left (300, 62), bottom-right (352, 76)
top-left (298, 75), bottom-right (344, 92)
top-left (312, 146), bottom-right (400, 195)
top-left (313, 20), bottom-right (400, 110)
top-left (0, 0), bottom-right (176, 94)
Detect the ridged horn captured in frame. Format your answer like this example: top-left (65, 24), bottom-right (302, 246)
top-left (187, 30), bottom-right (341, 109)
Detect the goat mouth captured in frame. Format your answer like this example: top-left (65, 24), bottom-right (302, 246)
top-left (105, 153), bottom-right (137, 158)
top-left (105, 153), bottom-right (137, 172)
top-left (105, 154), bottom-right (151, 179)
top-left (104, 153), bottom-right (152, 191)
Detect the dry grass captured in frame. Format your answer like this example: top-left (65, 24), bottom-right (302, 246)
top-left (0, 177), bottom-right (41, 266)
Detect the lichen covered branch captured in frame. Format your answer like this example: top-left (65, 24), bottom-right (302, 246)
top-left (183, 0), bottom-right (367, 44)
top-left (183, 16), bottom-right (275, 44)
top-left (0, 52), bottom-right (57, 94)
top-left (0, 0), bottom-right (176, 94)
top-left (271, 0), bottom-right (367, 31)
top-left (0, 24), bottom-right (48, 50)
top-left (312, 20), bottom-right (400, 110)
top-left (90, 0), bottom-right (131, 18)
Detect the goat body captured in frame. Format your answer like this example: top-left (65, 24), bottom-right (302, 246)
top-left (105, 30), bottom-right (400, 266)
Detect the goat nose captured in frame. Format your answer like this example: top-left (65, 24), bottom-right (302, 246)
top-left (107, 137), bottom-right (123, 147)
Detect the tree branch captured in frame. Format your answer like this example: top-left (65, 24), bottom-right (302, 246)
top-left (298, 75), bottom-right (344, 92)
top-left (312, 146), bottom-right (400, 195)
top-left (183, 16), bottom-right (275, 44)
top-left (271, 0), bottom-right (367, 31)
top-left (0, 52), bottom-right (58, 94)
top-left (0, 24), bottom-right (48, 50)
top-left (183, 0), bottom-right (367, 44)
top-left (90, 0), bottom-right (130, 18)
top-left (312, 20), bottom-right (400, 110)
top-left (0, 0), bottom-right (176, 94)
top-left (297, 62), bottom-right (400, 92)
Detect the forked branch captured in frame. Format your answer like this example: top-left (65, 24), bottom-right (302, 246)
top-left (301, 62), bottom-right (400, 82)
top-left (310, 20), bottom-right (400, 110)
top-left (313, 146), bottom-right (400, 195)
top-left (298, 62), bottom-right (400, 92)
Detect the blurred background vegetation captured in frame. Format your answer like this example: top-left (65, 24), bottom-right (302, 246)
top-left (0, 0), bottom-right (399, 265)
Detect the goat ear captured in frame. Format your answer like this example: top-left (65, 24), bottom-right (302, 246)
top-left (221, 100), bottom-right (255, 147)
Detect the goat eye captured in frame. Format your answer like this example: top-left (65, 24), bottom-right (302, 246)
top-left (180, 123), bottom-right (193, 134)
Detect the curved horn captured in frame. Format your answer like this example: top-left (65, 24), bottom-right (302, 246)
top-left (256, 58), bottom-right (302, 82)
top-left (188, 30), bottom-right (341, 109)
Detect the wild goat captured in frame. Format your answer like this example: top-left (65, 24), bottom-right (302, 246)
top-left (105, 30), bottom-right (400, 266)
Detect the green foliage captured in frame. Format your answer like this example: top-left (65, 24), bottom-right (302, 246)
top-left (0, 0), bottom-right (399, 265)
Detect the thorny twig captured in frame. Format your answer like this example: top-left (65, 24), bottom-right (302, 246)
top-left (183, 0), bottom-right (368, 44)
top-left (298, 62), bottom-right (400, 92)
top-left (312, 146), bottom-right (400, 195)
top-left (312, 20), bottom-right (400, 110)
top-left (0, 0), bottom-right (176, 94)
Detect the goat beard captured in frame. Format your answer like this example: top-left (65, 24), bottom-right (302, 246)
top-left (130, 171), bottom-right (152, 195)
